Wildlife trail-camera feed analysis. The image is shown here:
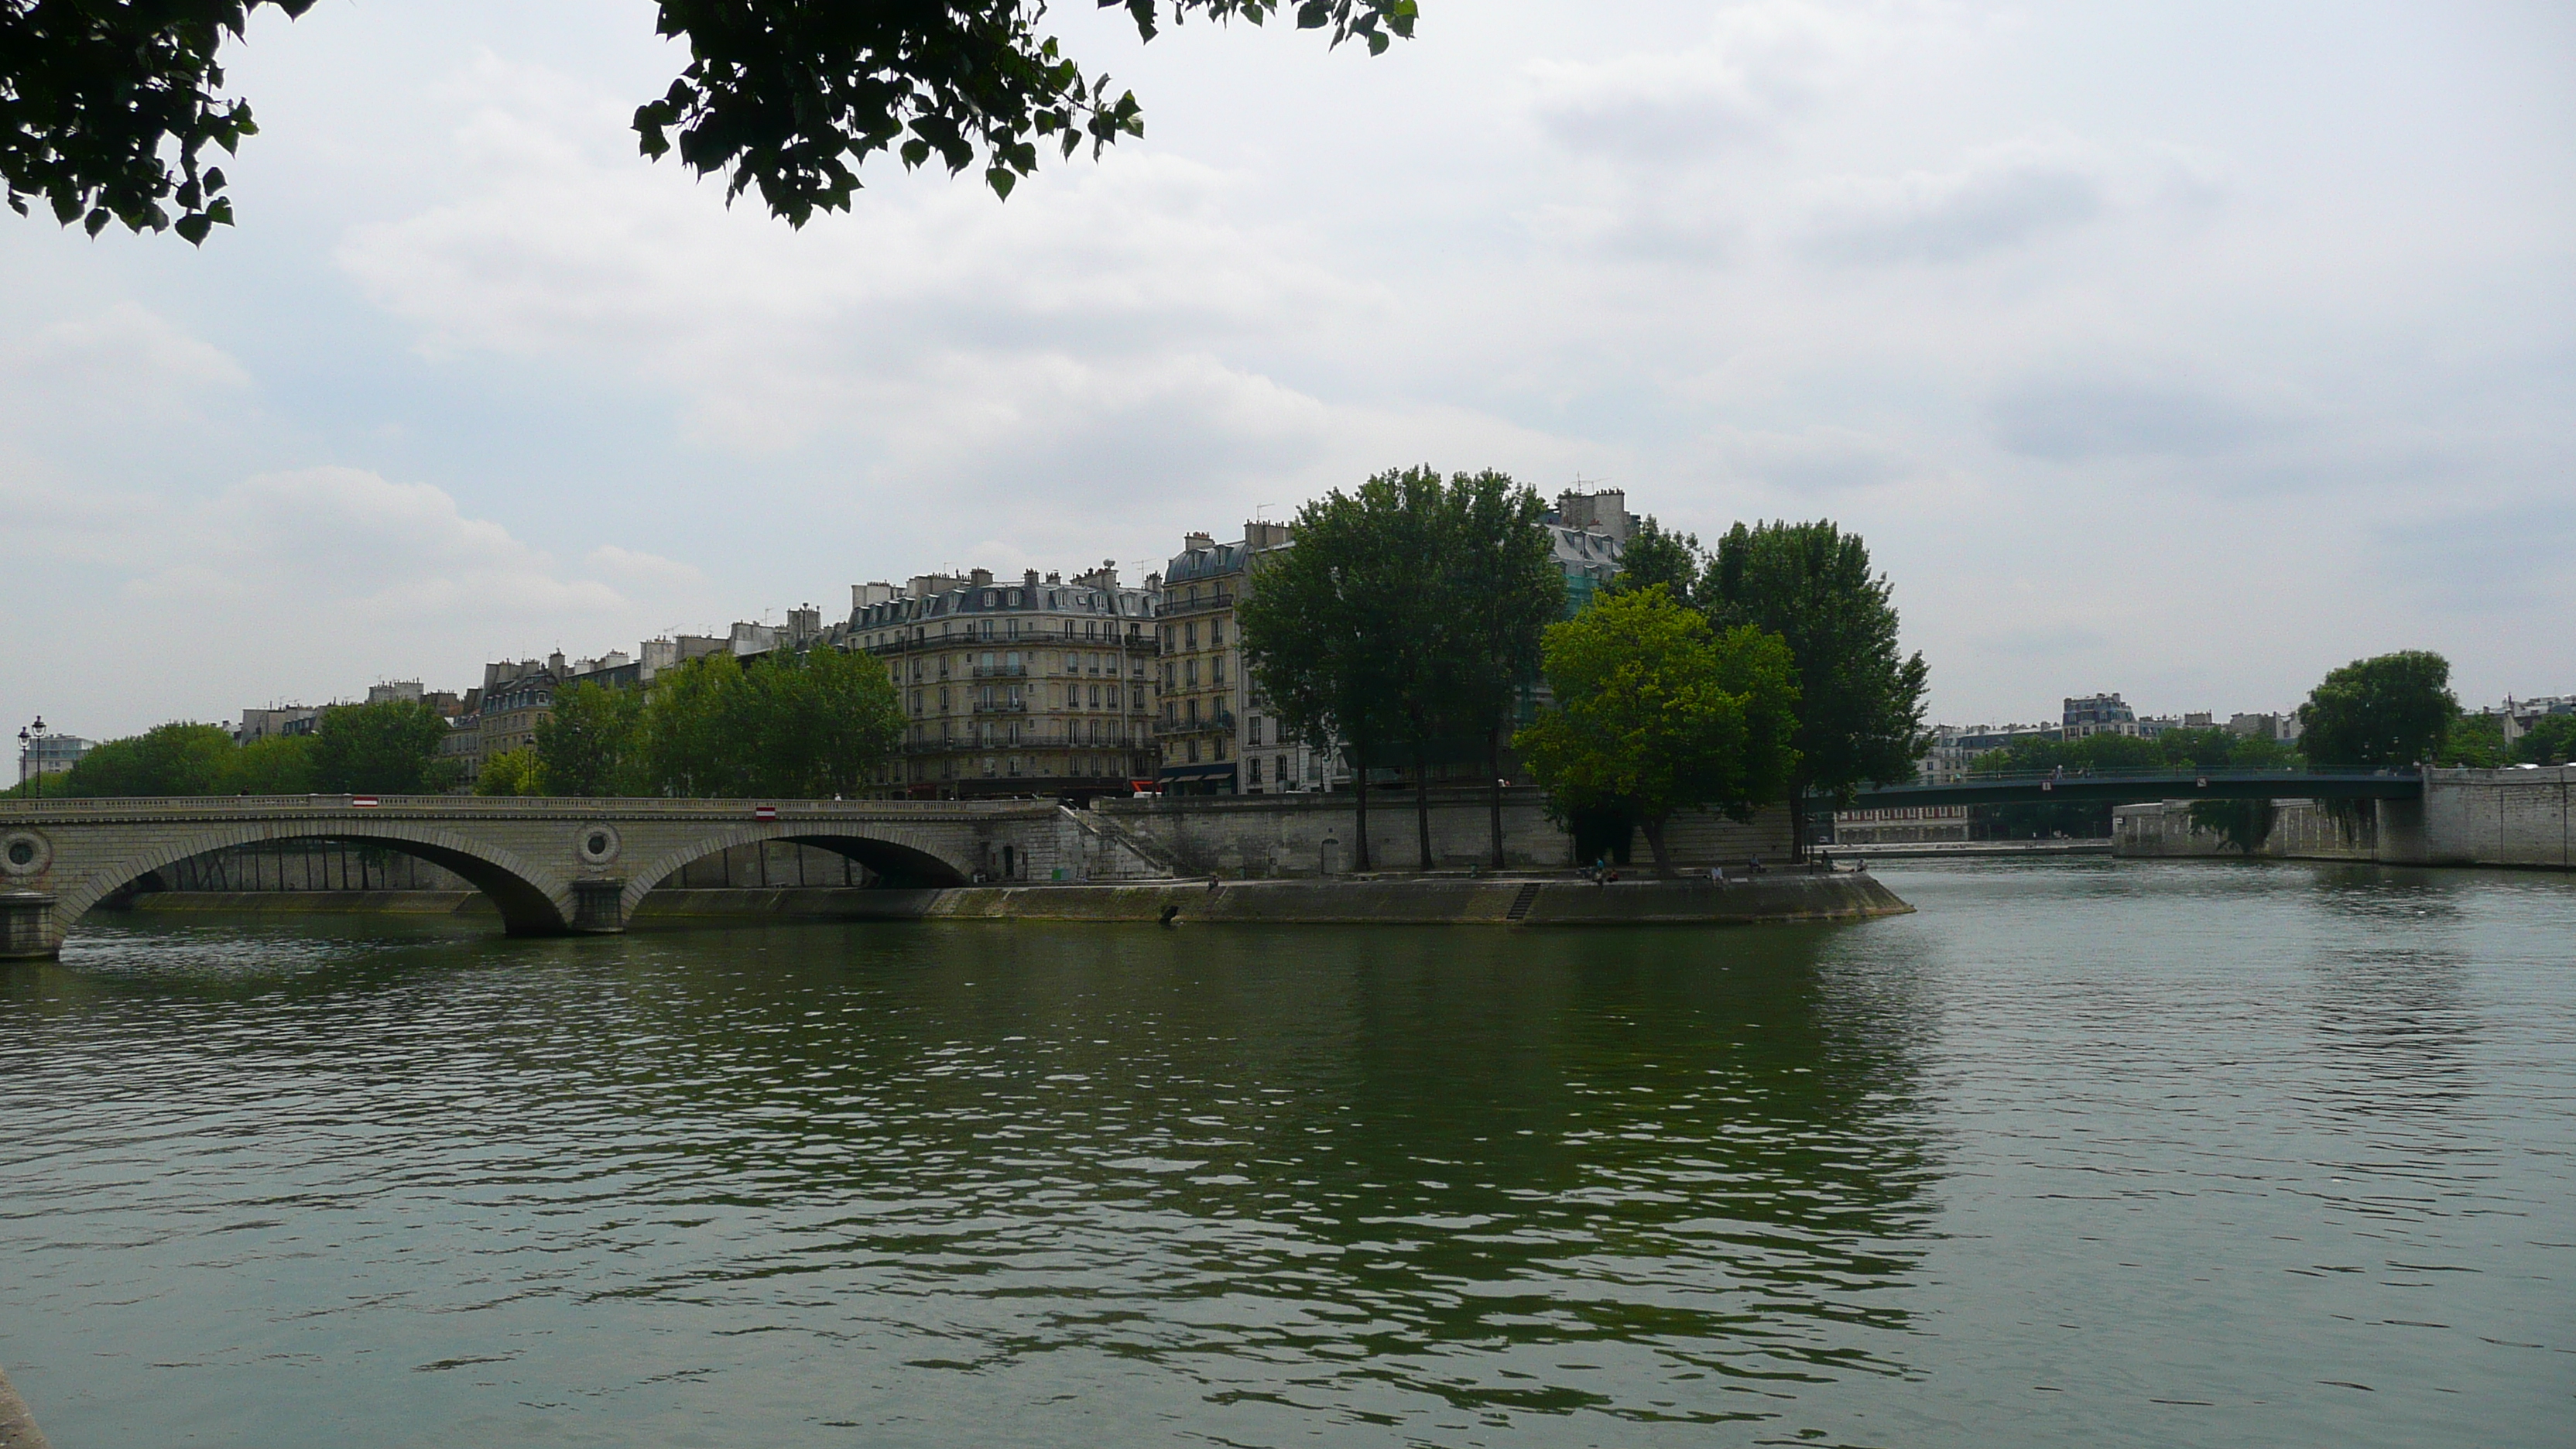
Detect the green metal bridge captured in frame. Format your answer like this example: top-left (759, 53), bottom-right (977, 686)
top-left (1838, 768), bottom-right (2424, 810)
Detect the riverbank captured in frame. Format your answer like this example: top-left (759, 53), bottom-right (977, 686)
top-left (122, 873), bottom-right (1912, 928)
top-left (0, 1365), bottom-right (50, 1449)
top-left (1825, 839), bottom-right (2113, 860)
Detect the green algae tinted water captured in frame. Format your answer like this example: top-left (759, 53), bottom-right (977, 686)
top-left (2, 858), bottom-right (2571, 1448)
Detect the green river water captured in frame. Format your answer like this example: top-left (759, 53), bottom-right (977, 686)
top-left (2, 858), bottom-right (2570, 1447)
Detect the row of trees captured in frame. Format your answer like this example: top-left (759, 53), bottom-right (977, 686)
top-left (482, 646), bottom-right (904, 799)
top-left (1239, 469), bottom-right (1930, 875)
top-left (6, 699), bottom-right (457, 799)
top-left (11, 644), bottom-right (906, 803)
top-left (1239, 468), bottom-right (1564, 871)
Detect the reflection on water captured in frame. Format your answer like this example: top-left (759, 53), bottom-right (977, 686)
top-left (2, 859), bottom-right (2571, 1449)
top-left (2, 916), bottom-right (1941, 1447)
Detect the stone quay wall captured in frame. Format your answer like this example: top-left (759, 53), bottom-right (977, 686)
top-left (2112, 766), bottom-right (2571, 870)
top-left (1088, 786), bottom-right (1793, 879)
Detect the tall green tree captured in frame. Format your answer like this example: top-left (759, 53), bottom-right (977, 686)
top-left (1707, 520), bottom-right (1929, 856)
top-left (2433, 711), bottom-right (2506, 768)
top-left (2514, 714), bottom-right (2576, 766)
top-left (1238, 480), bottom-right (1410, 870)
top-left (224, 732), bottom-right (316, 794)
top-left (2298, 650), bottom-right (2456, 769)
top-left (475, 746), bottom-right (545, 797)
top-left (536, 681), bottom-right (643, 797)
top-left (1605, 517), bottom-right (1705, 610)
top-left (1514, 586), bottom-right (1800, 877)
top-left (60, 722), bottom-right (235, 796)
top-left (310, 699), bottom-right (459, 795)
top-left (628, 646), bottom-right (903, 798)
top-left (1427, 470), bottom-right (1562, 868)
top-left (5, 0), bottom-right (1414, 242)
top-left (735, 644), bottom-right (907, 797)
top-left (636, 651), bottom-right (745, 796)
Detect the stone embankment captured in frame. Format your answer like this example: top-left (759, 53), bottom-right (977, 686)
top-left (1827, 839), bottom-right (2113, 860)
top-left (2113, 765), bottom-right (2574, 870)
top-left (0, 1365), bottom-right (50, 1449)
top-left (129, 873), bottom-right (1911, 928)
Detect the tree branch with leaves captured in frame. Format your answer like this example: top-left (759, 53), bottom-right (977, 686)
top-left (5, 0), bottom-right (1418, 242)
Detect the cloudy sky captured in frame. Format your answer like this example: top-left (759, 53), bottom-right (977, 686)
top-left (5, 0), bottom-right (2570, 740)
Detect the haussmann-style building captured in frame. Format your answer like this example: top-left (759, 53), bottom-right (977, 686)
top-left (849, 565), bottom-right (1160, 800)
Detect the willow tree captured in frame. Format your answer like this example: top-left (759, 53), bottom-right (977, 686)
top-left (2298, 651), bottom-right (2456, 769)
top-left (1515, 587), bottom-right (1799, 877)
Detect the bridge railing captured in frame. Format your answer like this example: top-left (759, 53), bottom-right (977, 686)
top-left (1939, 765), bottom-right (2420, 785)
top-left (0, 794), bottom-right (1063, 817)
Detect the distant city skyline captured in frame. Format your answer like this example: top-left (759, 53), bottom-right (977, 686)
top-left (5, 1), bottom-right (2570, 738)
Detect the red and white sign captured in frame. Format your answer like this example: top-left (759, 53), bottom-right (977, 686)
top-left (752, 805), bottom-right (778, 820)
top-left (351, 796), bottom-right (380, 808)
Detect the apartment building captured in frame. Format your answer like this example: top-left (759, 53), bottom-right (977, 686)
top-left (1917, 723), bottom-right (2062, 783)
top-left (850, 565), bottom-right (1160, 800)
top-left (2062, 693), bottom-right (2139, 739)
top-left (1153, 522), bottom-right (1345, 796)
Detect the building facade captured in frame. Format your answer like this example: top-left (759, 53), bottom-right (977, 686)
top-left (1917, 723), bottom-right (2061, 783)
top-left (1828, 803), bottom-right (1972, 845)
top-left (1153, 523), bottom-right (1343, 796)
top-left (851, 565), bottom-right (1160, 800)
top-left (2062, 693), bottom-right (2139, 739)
top-left (16, 731), bottom-right (91, 786)
top-left (478, 658), bottom-right (562, 759)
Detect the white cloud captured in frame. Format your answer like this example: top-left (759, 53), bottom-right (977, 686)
top-left (4, 0), bottom-right (2571, 735)
top-left (1794, 135), bottom-right (2223, 265)
top-left (0, 303), bottom-right (248, 421)
top-left (1985, 375), bottom-right (2295, 462)
top-left (1523, 2), bottom-right (1903, 163)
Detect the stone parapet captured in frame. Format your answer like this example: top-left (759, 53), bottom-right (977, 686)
top-left (2112, 767), bottom-right (2571, 871)
top-left (1091, 787), bottom-right (1792, 879)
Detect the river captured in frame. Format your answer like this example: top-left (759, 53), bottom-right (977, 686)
top-left (2, 858), bottom-right (2569, 1447)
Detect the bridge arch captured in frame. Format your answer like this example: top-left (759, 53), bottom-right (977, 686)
top-left (622, 826), bottom-right (971, 915)
top-left (58, 820), bottom-right (575, 939)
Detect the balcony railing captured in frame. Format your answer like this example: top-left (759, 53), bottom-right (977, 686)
top-left (971, 698), bottom-right (1029, 714)
top-left (1153, 711), bottom-right (1236, 738)
top-left (1157, 591), bottom-right (1235, 618)
top-left (971, 663), bottom-right (1027, 678)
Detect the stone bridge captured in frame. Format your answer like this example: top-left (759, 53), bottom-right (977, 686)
top-left (0, 795), bottom-right (1094, 959)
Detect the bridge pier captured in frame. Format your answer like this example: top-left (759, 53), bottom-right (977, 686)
top-left (2, 892), bottom-right (58, 961)
top-left (569, 878), bottom-right (627, 935)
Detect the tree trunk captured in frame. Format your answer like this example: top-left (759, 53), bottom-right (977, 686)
top-left (1640, 814), bottom-right (1675, 878)
top-left (1486, 726), bottom-right (1506, 869)
top-left (1413, 742), bottom-right (1434, 871)
top-left (1352, 748), bottom-right (1373, 872)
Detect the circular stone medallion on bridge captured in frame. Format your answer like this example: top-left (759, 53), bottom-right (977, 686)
top-left (1, 831), bottom-right (50, 879)
top-left (575, 824), bottom-right (622, 868)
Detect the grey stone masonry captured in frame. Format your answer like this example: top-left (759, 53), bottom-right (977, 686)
top-left (1091, 786), bottom-right (1793, 879)
top-left (2112, 766), bottom-right (2572, 870)
top-left (0, 795), bottom-right (1102, 958)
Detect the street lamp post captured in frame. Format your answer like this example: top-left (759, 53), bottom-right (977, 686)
top-left (16, 717), bottom-right (46, 791)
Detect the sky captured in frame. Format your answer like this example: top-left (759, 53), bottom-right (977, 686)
top-left (5, 0), bottom-right (2571, 742)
